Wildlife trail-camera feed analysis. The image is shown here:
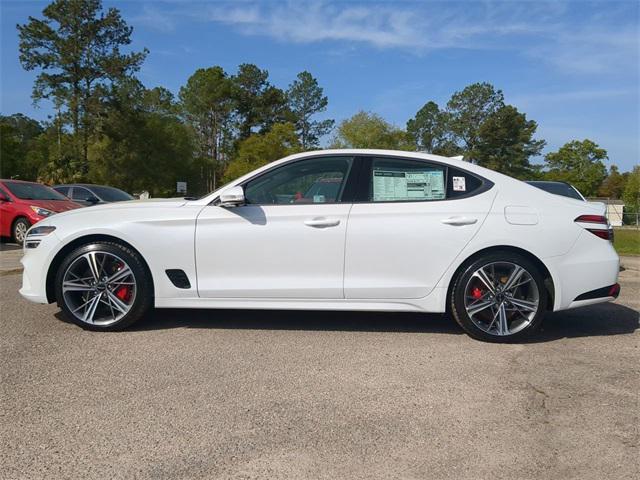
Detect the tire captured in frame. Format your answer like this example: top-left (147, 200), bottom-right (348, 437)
top-left (12, 217), bottom-right (30, 245)
top-left (54, 241), bottom-right (153, 331)
top-left (450, 251), bottom-right (547, 343)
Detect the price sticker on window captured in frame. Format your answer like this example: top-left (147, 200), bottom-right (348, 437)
top-left (452, 176), bottom-right (466, 192)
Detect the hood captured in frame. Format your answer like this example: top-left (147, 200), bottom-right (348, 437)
top-left (25, 199), bottom-right (82, 212)
top-left (46, 197), bottom-right (189, 221)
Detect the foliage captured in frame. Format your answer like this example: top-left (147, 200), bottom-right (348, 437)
top-left (224, 123), bottom-right (302, 182)
top-left (598, 165), bottom-right (628, 199)
top-left (331, 111), bottom-right (411, 150)
top-left (544, 139), bottom-right (608, 197)
top-left (287, 71), bottom-right (334, 149)
top-left (446, 82), bottom-right (505, 159)
top-left (622, 166), bottom-right (640, 214)
top-left (471, 106), bottom-right (545, 179)
top-left (0, 114), bottom-right (44, 179)
top-left (17, 0), bottom-right (147, 172)
top-left (406, 101), bottom-right (459, 156)
top-left (179, 66), bottom-right (234, 190)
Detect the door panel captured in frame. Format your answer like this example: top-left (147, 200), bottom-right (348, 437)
top-left (195, 204), bottom-right (351, 298)
top-left (344, 190), bottom-right (496, 299)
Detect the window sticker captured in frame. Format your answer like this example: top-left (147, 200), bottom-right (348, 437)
top-left (452, 176), bottom-right (466, 192)
top-left (373, 169), bottom-right (445, 201)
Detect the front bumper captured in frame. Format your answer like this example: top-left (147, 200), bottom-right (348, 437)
top-left (19, 231), bottom-right (61, 304)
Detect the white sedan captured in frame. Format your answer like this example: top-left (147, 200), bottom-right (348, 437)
top-left (20, 150), bottom-right (620, 342)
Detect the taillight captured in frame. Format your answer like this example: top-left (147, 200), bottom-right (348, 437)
top-left (575, 215), bottom-right (613, 241)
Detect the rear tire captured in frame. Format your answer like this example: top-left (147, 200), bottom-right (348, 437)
top-left (450, 252), bottom-right (547, 343)
top-left (12, 217), bottom-right (30, 245)
top-left (54, 241), bottom-right (152, 331)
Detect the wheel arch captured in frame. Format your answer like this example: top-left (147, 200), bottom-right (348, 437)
top-left (45, 234), bottom-right (155, 303)
top-left (11, 215), bottom-right (30, 236)
top-left (445, 245), bottom-right (555, 312)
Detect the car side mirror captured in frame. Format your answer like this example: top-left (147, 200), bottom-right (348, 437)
top-left (86, 196), bottom-right (100, 204)
top-left (219, 186), bottom-right (245, 207)
top-left (0, 194), bottom-right (8, 202)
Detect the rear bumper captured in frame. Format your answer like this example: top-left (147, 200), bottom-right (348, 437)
top-left (548, 230), bottom-right (620, 311)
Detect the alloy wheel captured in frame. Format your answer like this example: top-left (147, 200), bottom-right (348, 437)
top-left (14, 221), bottom-right (28, 244)
top-left (463, 261), bottom-right (540, 336)
top-left (62, 251), bottom-right (137, 326)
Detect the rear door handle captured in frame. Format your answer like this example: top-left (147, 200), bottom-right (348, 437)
top-left (441, 216), bottom-right (478, 226)
top-left (304, 217), bottom-right (341, 228)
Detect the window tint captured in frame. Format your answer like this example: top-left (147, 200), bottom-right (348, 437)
top-left (526, 181), bottom-right (584, 201)
top-left (244, 157), bottom-right (353, 205)
top-left (72, 187), bottom-right (93, 201)
top-left (369, 158), bottom-right (446, 202)
top-left (447, 167), bottom-right (483, 198)
top-left (89, 186), bottom-right (133, 202)
top-left (4, 181), bottom-right (68, 201)
top-left (54, 186), bottom-right (70, 197)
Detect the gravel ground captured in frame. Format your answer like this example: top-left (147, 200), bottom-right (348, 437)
top-left (1, 268), bottom-right (638, 480)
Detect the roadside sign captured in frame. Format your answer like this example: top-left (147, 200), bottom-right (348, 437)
top-left (176, 181), bottom-right (187, 194)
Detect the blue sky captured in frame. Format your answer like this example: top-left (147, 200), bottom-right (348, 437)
top-left (1, 0), bottom-right (638, 171)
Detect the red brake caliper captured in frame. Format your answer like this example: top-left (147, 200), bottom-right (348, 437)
top-left (471, 287), bottom-right (483, 299)
top-left (113, 262), bottom-right (132, 302)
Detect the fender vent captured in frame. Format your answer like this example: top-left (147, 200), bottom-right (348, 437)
top-left (165, 269), bottom-right (191, 289)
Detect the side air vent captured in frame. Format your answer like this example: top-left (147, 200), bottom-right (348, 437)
top-left (165, 269), bottom-right (191, 289)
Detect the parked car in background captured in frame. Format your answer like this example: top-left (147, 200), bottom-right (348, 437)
top-left (525, 181), bottom-right (586, 201)
top-left (0, 179), bottom-right (81, 245)
top-left (52, 184), bottom-right (134, 207)
top-left (20, 150), bottom-right (620, 342)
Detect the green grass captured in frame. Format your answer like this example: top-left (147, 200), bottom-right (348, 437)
top-left (614, 228), bottom-right (640, 256)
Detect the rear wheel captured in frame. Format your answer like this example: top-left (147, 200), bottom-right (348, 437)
top-left (450, 252), bottom-right (547, 342)
top-left (54, 242), bottom-right (152, 331)
top-left (12, 217), bottom-right (30, 245)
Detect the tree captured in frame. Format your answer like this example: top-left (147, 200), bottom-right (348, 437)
top-left (598, 165), bottom-right (628, 199)
top-left (0, 114), bottom-right (44, 179)
top-left (224, 123), bottom-right (301, 181)
top-left (179, 66), bottom-right (234, 190)
top-left (446, 82), bottom-right (505, 159)
top-left (406, 101), bottom-right (458, 155)
top-left (471, 106), bottom-right (545, 179)
top-left (89, 80), bottom-right (194, 196)
top-left (231, 64), bottom-right (289, 139)
top-left (622, 166), bottom-right (639, 216)
top-left (544, 139), bottom-right (608, 197)
top-left (287, 71), bottom-right (334, 149)
top-left (331, 111), bottom-right (411, 149)
top-left (17, 0), bottom-right (147, 173)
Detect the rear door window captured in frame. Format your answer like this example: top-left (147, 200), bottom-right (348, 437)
top-left (369, 158), bottom-right (446, 202)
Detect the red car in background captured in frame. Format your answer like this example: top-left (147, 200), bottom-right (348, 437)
top-left (0, 179), bottom-right (81, 245)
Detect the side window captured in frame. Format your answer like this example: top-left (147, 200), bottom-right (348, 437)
top-left (72, 187), bottom-right (92, 201)
top-left (369, 157), bottom-right (446, 202)
top-left (55, 186), bottom-right (70, 197)
top-left (244, 157), bottom-right (353, 205)
top-left (446, 166), bottom-right (483, 198)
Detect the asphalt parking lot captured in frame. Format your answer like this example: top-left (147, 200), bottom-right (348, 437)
top-left (1, 247), bottom-right (638, 480)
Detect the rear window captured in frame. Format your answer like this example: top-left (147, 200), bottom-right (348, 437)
top-left (90, 186), bottom-right (134, 202)
top-left (526, 181), bottom-right (584, 201)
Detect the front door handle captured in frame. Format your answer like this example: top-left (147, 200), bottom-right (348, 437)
top-left (304, 217), bottom-right (341, 228)
top-left (441, 216), bottom-right (478, 226)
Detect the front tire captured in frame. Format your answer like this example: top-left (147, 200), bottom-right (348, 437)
top-left (54, 241), bottom-right (152, 331)
top-left (12, 217), bottom-right (30, 245)
top-left (450, 252), bottom-right (547, 343)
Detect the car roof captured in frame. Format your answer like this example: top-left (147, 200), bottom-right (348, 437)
top-left (0, 178), bottom-right (46, 184)
top-left (53, 183), bottom-right (114, 188)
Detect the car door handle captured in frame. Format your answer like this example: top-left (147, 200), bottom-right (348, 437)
top-left (304, 218), bottom-right (341, 228)
top-left (441, 216), bottom-right (478, 226)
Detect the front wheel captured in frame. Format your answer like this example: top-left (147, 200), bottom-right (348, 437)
top-left (54, 241), bottom-right (153, 331)
top-left (12, 217), bottom-right (30, 245)
top-left (450, 252), bottom-right (547, 342)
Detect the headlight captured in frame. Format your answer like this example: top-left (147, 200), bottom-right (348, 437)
top-left (30, 206), bottom-right (55, 217)
top-left (24, 225), bottom-right (56, 249)
top-left (27, 226), bottom-right (57, 236)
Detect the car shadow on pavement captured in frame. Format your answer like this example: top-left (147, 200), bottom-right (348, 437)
top-left (0, 241), bottom-right (21, 252)
top-left (127, 302), bottom-right (639, 341)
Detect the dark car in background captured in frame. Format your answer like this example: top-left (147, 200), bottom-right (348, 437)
top-left (0, 179), bottom-right (81, 244)
top-left (53, 184), bottom-right (134, 207)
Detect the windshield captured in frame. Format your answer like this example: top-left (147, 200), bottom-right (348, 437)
top-left (4, 181), bottom-right (70, 201)
top-left (89, 185), bottom-right (134, 202)
top-left (526, 181), bottom-right (584, 201)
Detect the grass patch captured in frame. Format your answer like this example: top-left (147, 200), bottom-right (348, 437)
top-left (614, 228), bottom-right (640, 256)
